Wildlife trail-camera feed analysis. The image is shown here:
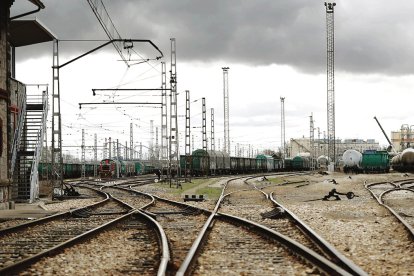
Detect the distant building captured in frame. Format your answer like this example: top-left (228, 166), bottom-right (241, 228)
top-left (287, 137), bottom-right (380, 161)
top-left (391, 124), bottom-right (414, 152)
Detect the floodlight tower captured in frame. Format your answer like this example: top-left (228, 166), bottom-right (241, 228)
top-left (280, 97), bottom-right (286, 158)
top-left (222, 67), bottom-right (230, 154)
top-left (325, 2), bottom-right (336, 168)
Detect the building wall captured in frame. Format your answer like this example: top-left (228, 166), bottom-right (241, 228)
top-left (0, 0), bottom-right (12, 208)
top-left (391, 129), bottom-right (414, 152)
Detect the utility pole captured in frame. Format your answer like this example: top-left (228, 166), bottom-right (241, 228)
top-left (81, 129), bottom-right (85, 180)
top-left (222, 67), bottom-right (230, 155)
top-left (130, 123), bottom-right (133, 160)
top-left (150, 120), bottom-right (154, 160)
top-left (108, 137), bottom-right (111, 159)
top-left (169, 38), bottom-right (179, 185)
top-left (94, 133), bottom-right (97, 177)
top-left (185, 90), bottom-right (191, 182)
top-left (202, 97), bottom-right (207, 151)
top-left (310, 113), bottom-right (315, 170)
top-left (210, 108), bottom-right (215, 151)
top-left (103, 138), bottom-right (107, 159)
top-left (280, 97), bottom-right (286, 158)
top-left (325, 2), bottom-right (336, 170)
top-left (161, 62), bottom-right (168, 165)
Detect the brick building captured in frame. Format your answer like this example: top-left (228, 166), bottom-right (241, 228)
top-left (1, 0), bottom-right (54, 209)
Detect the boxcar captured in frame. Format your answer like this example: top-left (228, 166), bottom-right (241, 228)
top-left (191, 149), bottom-right (209, 176)
top-left (361, 150), bottom-right (390, 173)
top-left (292, 156), bottom-right (310, 171)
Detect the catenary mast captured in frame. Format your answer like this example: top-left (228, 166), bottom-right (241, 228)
top-left (325, 2), bottom-right (336, 169)
top-left (222, 67), bottom-right (230, 154)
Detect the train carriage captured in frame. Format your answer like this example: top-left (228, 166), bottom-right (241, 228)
top-left (256, 154), bottom-right (274, 172)
top-left (361, 150), bottom-right (390, 173)
top-left (191, 149), bottom-right (210, 176)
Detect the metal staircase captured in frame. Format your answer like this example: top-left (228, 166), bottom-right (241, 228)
top-left (11, 88), bottom-right (48, 203)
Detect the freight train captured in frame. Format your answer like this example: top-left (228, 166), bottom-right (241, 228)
top-left (98, 158), bottom-right (155, 178)
top-left (179, 149), bottom-right (312, 176)
top-left (341, 149), bottom-right (390, 173)
top-left (38, 159), bottom-right (156, 180)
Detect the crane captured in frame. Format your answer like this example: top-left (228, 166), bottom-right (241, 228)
top-left (374, 116), bottom-right (396, 153)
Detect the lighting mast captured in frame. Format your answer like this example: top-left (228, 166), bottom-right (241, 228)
top-left (222, 67), bottom-right (230, 154)
top-left (325, 2), bottom-right (336, 169)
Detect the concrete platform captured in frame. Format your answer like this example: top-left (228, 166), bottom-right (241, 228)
top-left (0, 201), bottom-right (57, 219)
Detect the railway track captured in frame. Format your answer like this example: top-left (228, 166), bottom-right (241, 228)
top-left (20, 211), bottom-right (168, 276)
top-left (130, 187), bottom-right (209, 274)
top-left (0, 188), bottom-right (135, 274)
top-left (176, 176), bottom-right (359, 276)
top-left (366, 178), bottom-right (414, 238)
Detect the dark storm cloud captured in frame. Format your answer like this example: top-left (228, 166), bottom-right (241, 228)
top-left (11, 0), bottom-right (414, 75)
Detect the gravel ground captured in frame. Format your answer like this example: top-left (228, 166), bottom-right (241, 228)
top-left (263, 172), bottom-right (414, 276)
top-left (7, 172), bottom-right (413, 275)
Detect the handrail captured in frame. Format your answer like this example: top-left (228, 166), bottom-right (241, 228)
top-left (29, 90), bottom-right (48, 202)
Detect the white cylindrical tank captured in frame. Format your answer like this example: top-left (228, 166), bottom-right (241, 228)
top-left (391, 154), bottom-right (401, 165)
top-left (342, 149), bottom-right (362, 167)
top-left (401, 148), bottom-right (414, 165)
top-left (317, 155), bottom-right (329, 166)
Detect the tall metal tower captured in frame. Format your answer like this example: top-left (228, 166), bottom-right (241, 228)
top-left (169, 38), bottom-right (179, 176)
top-left (150, 120), bottom-right (154, 159)
top-left (325, 2), bottom-right (336, 167)
top-left (130, 123), bottom-right (133, 160)
top-left (222, 67), bottom-right (230, 154)
top-left (103, 138), bottom-right (107, 159)
top-left (280, 97), bottom-right (286, 158)
top-left (155, 127), bottom-right (159, 160)
top-left (210, 108), bottom-right (215, 151)
top-left (184, 90), bottom-right (191, 181)
top-left (81, 129), bottom-right (85, 180)
top-left (185, 90), bottom-right (191, 157)
top-left (51, 39), bottom-right (63, 194)
top-left (94, 133), bottom-right (97, 177)
top-left (202, 97), bottom-right (207, 151)
top-left (310, 113), bottom-right (315, 170)
top-left (161, 62), bottom-right (168, 163)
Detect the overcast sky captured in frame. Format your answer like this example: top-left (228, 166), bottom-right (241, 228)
top-left (11, 0), bottom-right (414, 159)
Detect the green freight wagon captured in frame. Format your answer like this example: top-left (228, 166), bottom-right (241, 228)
top-left (361, 150), bottom-right (390, 173)
top-left (191, 149), bottom-right (209, 176)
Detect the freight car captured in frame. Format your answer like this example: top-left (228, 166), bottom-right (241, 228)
top-left (361, 150), bottom-right (390, 173)
top-left (391, 148), bottom-right (414, 172)
top-left (342, 149), bottom-right (362, 173)
top-left (292, 155), bottom-right (311, 171)
top-left (38, 161), bottom-right (99, 180)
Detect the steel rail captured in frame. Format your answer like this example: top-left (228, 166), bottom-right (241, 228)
top-left (176, 176), bottom-right (353, 276)
top-left (244, 175), bottom-right (366, 275)
top-left (269, 193), bottom-right (368, 276)
top-left (378, 188), bottom-right (414, 238)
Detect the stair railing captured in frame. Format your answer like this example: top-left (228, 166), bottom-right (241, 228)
top-left (29, 90), bottom-right (48, 202)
